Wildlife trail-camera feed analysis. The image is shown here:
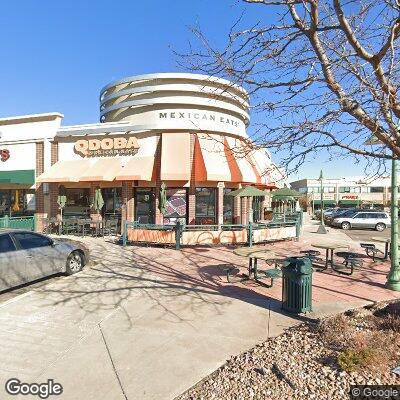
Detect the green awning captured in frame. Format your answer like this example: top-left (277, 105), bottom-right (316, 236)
top-left (313, 200), bottom-right (337, 205)
top-left (272, 195), bottom-right (295, 201)
top-left (271, 187), bottom-right (302, 198)
top-left (228, 186), bottom-right (269, 197)
top-left (0, 170), bottom-right (35, 185)
top-left (338, 199), bottom-right (361, 205)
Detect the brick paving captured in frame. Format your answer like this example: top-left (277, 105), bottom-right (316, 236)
top-left (100, 236), bottom-right (400, 309)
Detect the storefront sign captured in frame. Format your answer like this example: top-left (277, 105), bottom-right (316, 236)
top-left (312, 193), bottom-right (335, 200)
top-left (0, 149), bottom-right (10, 162)
top-left (341, 195), bottom-right (358, 199)
top-left (159, 111), bottom-right (240, 127)
top-left (74, 137), bottom-right (140, 157)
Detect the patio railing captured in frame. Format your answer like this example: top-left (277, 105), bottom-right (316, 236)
top-left (122, 211), bottom-right (303, 249)
top-left (0, 215), bottom-right (36, 231)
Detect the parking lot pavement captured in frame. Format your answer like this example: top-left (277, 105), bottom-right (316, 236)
top-left (333, 223), bottom-right (398, 243)
top-left (343, 227), bottom-right (390, 242)
top-left (0, 275), bottom-right (61, 305)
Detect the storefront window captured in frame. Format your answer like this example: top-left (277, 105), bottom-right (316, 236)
top-left (370, 186), bottom-right (384, 193)
top-left (102, 188), bottom-right (122, 218)
top-left (223, 188), bottom-right (234, 224)
top-left (164, 188), bottom-right (187, 225)
top-left (0, 190), bottom-right (10, 216)
top-left (135, 188), bottom-right (155, 224)
top-left (64, 188), bottom-right (90, 217)
top-left (0, 189), bottom-right (35, 217)
top-left (195, 187), bottom-right (216, 225)
top-left (252, 196), bottom-right (264, 222)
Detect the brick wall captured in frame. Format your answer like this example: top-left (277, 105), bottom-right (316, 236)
top-left (35, 142), bottom-right (46, 231)
top-left (217, 182), bottom-right (224, 225)
top-left (51, 142), bottom-right (58, 165)
top-left (188, 133), bottom-right (196, 224)
top-left (241, 197), bottom-right (248, 225)
top-left (122, 182), bottom-right (134, 222)
top-left (154, 135), bottom-right (163, 224)
top-left (49, 142), bottom-right (59, 218)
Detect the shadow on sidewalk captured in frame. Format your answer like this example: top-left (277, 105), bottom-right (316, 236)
top-left (35, 240), bottom-right (320, 328)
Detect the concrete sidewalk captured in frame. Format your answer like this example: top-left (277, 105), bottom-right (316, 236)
top-left (0, 240), bottom-right (303, 400)
top-left (0, 224), bottom-right (398, 400)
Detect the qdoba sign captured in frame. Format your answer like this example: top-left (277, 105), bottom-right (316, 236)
top-left (74, 137), bottom-right (140, 157)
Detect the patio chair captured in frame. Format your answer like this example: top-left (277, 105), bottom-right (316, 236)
top-left (335, 251), bottom-right (364, 275)
top-left (263, 268), bottom-right (282, 286)
top-left (299, 250), bottom-right (324, 267)
top-left (360, 243), bottom-right (384, 261)
top-left (77, 219), bottom-right (91, 236)
top-left (42, 218), bottom-right (55, 234)
top-left (103, 219), bottom-right (119, 236)
top-left (61, 219), bottom-right (79, 235)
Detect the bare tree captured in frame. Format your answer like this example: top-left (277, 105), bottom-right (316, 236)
top-left (180, 0), bottom-right (400, 175)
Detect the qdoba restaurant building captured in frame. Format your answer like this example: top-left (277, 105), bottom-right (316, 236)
top-left (0, 73), bottom-right (282, 232)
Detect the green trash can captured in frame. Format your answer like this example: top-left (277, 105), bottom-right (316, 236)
top-left (282, 257), bottom-right (313, 313)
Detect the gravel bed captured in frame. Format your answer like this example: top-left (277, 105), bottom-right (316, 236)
top-left (177, 304), bottom-right (399, 400)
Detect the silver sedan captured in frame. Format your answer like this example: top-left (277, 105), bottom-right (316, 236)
top-left (0, 230), bottom-right (88, 292)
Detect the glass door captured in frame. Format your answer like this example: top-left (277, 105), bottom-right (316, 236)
top-left (135, 188), bottom-right (155, 224)
top-left (102, 188), bottom-right (122, 219)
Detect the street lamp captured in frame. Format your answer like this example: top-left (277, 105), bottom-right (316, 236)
top-left (366, 132), bottom-right (400, 291)
top-left (317, 169), bottom-right (327, 234)
top-left (386, 153), bottom-right (400, 291)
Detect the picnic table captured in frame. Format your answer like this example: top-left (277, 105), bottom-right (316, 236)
top-left (232, 246), bottom-right (282, 286)
top-left (311, 242), bottom-right (351, 274)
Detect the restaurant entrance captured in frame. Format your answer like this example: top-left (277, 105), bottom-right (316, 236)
top-left (102, 187), bottom-right (122, 220)
top-left (135, 188), bottom-right (155, 224)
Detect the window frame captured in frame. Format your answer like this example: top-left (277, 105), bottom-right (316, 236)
top-left (12, 232), bottom-right (53, 250)
top-left (195, 187), bottom-right (217, 225)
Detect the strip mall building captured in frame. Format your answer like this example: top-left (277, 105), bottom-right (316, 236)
top-left (0, 73), bottom-right (283, 232)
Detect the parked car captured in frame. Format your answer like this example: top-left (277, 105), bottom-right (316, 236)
top-left (324, 208), bottom-right (358, 225)
top-left (331, 211), bottom-right (391, 231)
top-left (0, 230), bottom-right (88, 292)
top-left (314, 208), bottom-right (335, 220)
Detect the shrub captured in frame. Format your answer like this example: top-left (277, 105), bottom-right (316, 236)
top-left (318, 314), bottom-right (355, 349)
top-left (337, 348), bottom-right (375, 373)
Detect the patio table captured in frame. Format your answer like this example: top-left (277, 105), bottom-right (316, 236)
top-left (371, 237), bottom-right (391, 260)
top-left (311, 243), bottom-right (350, 274)
top-left (233, 246), bottom-right (276, 285)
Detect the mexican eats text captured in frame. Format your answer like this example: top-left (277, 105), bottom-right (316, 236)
top-left (159, 111), bottom-right (240, 127)
top-left (74, 137), bottom-right (140, 157)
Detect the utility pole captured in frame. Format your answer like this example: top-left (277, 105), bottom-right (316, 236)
top-left (317, 169), bottom-right (327, 234)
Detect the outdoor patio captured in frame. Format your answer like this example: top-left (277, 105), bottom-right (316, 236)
top-left (64, 226), bottom-right (400, 315)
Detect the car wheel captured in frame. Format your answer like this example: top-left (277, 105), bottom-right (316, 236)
top-left (341, 221), bottom-right (351, 230)
top-left (66, 251), bottom-right (83, 275)
top-left (375, 223), bottom-right (386, 232)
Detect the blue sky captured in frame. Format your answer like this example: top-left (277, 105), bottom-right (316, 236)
top-left (0, 0), bottom-right (371, 180)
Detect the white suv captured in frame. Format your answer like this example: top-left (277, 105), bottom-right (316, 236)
top-left (332, 211), bottom-right (391, 231)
